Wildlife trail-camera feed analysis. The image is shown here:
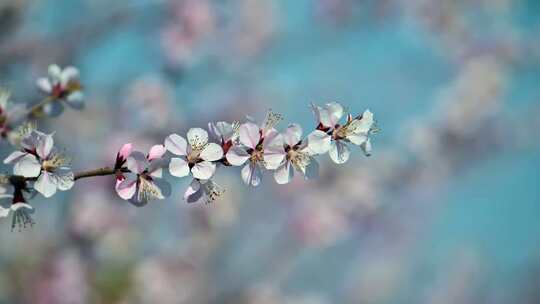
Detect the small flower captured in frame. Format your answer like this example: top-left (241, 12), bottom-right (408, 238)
top-left (183, 178), bottom-right (225, 204)
top-left (309, 102), bottom-right (376, 164)
top-left (0, 89), bottom-right (24, 140)
top-left (0, 182), bottom-right (35, 231)
top-left (165, 128), bottom-right (224, 180)
top-left (36, 64), bottom-right (84, 116)
top-left (208, 121), bottom-right (240, 157)
top-left (3, 130), bottom-right (74, 198)
top-left (115, 145), bottom-right (171, 206)
top-left (114, 143), bottom-right (133, 170)
top-left (226, 116), bottom-right (285, 186)
top-left (274, 124), bottom-right (320, 184)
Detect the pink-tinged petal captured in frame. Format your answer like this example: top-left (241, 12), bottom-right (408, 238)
top-left (283, 123), bottom-right (303, 147)
top-left (126, 152), bottom-right (148, 174)
top-left (306, 130), bottom-right (331, 155)
top-left (115, 173), bottom-right (137, 200)
top-left (329, 141), bottom-right (350, 164)
top-left (184, 179), bottom-right (202, 203)
top-left (241, 162), bottom-right (261, 187)
top-left (118, 143), bottom-right (133, 160)
top-left (263, 129), bottom-right (282, 147)
top-left (239, 122), bottom-right (260, 149)
top-left (34, 172), bottom-right (57, 198)
top-left (169, 157), bottom-right (190, 177)
top-left (274, 161), bottom-right (293, 184)
top-left (4, 151), bottom-right (27, 164)
top-left (148, 145), bottom-right (166, 160)
top-left (200, 143), bottom-right (223, 161)
top-left (226, 146), bottom-right (250, 166)
top-left (13, 154), bottom-right (41, 177)
top-left (36, 78), bottom-right (52, 93)
top-left (191, 161), bottom-right (216, 180)
top-left (36, 133), bottom-right (54, 159)
top-left (187, 128), bottom-right (209, 147)
top-left (165, 133), bottom-right (188, 156)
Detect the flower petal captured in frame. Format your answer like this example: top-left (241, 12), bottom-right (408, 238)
top-left (13, 154), bottom-right (41, 177)
top-left (191, 161), bottom-right (216, 180)
top-left (148, 145), bottom-right (166, 160)
top-left (4, 151), bottom-right (27, 164)
top-left (239, 122), bottom-right (260, 149)
top-left (329, 141), bottom-right (350, 164)
top-left (346, 133), bottom-right (368, 146)
top-left (0, 206), bottom-right (10, 218)
top-left (306, 130), bottom-right (331, 155)
top-left (361, 138), bottom-right (372, 156)
top-left (66, 92), bottom-right (85, 109)
top-left (226, 146), bottom-right (250, 166)
top-left (53, 168), bottom-right (74, 191)
top-left (184, 179), bottom-right (203, 203)
top-left (169, 157), bottom-right (190, 177)
top-left (36, 132), bottom-right (54, 159)
top-left (48, 64), bottom-right (62, 82)
top-left (274, 161), bottom-right (293, 184)
top-left (164, 133), bottom-right (188, 156)
top-left (126, 152), bottom-right (148, 174)
top-left (283, 123), bottom-right (303, 147)
top-left (241, 162), bottom-right (261, 187)
top-left (200, 143), bottom-right (223, 161)
top-left (60, 66), bottom-right (79, 87)
top-left (116, 174), bottom-right (137, 200)
top-left (118, 143), bottom-right (133, 160)
top-left (323, 102), bottom-right (344, 127)
top-left (36, 78), bottom-right (52, 93)
top-left (187, 128), bottom-right (209, 148)
top-left (34, 172), bottom-right (57, 198)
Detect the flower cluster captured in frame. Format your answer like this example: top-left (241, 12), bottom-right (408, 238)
top-left (0, 64), bottom-right (377, 229)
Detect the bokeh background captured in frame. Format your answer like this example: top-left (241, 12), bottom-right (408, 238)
top-left (0, 0), bottom-right (539, 303)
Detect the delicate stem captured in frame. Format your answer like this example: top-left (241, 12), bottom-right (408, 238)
top-left (24, 96), bottom-right (52, 118)
top-left (74, 167), bottom-right (116, 181)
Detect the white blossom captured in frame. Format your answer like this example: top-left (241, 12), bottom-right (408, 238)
top-left (165, 128), bottom-right (224, 180)
top-left (3, 130), bottom-right (74, 198)
top-left (184, 178), bottom-right (225, 204)
top-left (36, 64), bottom-right (84, 116)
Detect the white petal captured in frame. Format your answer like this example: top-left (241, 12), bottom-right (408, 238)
top-left (283, 123), bottom-right (302, 147)
top-left (34, 172), bottom-right (57, 198)
top-left (347, 133), bottom-right (368, 146)
top-left (241, 162), bottom-right (261, 187)
top-left (4, 151), bottom-right (27, 164)
top-left (148, 145), bottom-right (166, 160)
top-left (200, 143), bottom-right (223, 161)
top-left (36, 78), bottom-right (52, 93)
top-left (169, 157), bottom-right (190, 177)
top-left (187, 128), bottom-right (208, 148)
top-left (164, 133), bottom-right (188, 156)
top-left (226, 146), bottom-right (250, 166)
top-left (274, 161), bottom-right (293, 184)
top-left (0, 206), bottom-right (10, 218)
top-left (329, 141), bottom-right (350, 164)
top-left (324, 102), bottom-right (344, 127)
top-left (126, 152), bottom-right (148, 174)
top-left (48, 64), bottom-right (62, 82)
top-left (11, 203), bottom-right (34, 213)
top-left (66, 92), bottom-right (85, 109)
top-left (184, 179), bottom-right (203, 203)
top-left (306, 130), bottom-right (331, 155)
top-left (36, 132), bottom-right (54, 159)
top-left (263, 147), bottom-right (285, 170)
top-left (13, 154), bottom-right (41, 177)
top-left (191, 161), bottom-right (216, 180)
top-left (239, 122), bottom-right (260, 149)
top-left (361, 138), bottom-right (372, 156)
top-left (60, 66), bottom-right (79, 86)
top-left (53, 168), bottom-right (74, 191)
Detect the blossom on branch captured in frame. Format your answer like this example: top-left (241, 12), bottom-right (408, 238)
top-left (184, 178), bottom-right (225, 204)
top-left (3, 130), bottom-right (74, 198)
top-left (115, 145), bottom-right (171, 206)
top-left (36, 64), bottom-right (84, 116)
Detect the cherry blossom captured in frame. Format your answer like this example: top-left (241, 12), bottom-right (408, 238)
top-left (274, 124), bottom-right (320, 184)
top-left (0, 89), bottom-right (24, 140)
top-left (0, 182), bottom-right (35, 231)
top-left (3, 130), bottom-right (74, 198)
top-left (165, 128), bottom-right (223, 180)
top-left (115, 145), bottom-right (171, 206)
top-left (208, 121), bottom-right (240, 157)
top-left (225, 113), bottom-right (285, 186)
top-left (36, 64), bottom-right (84, 116)
top-left (310, 102), bottom-right (376, 164)
top-left (184, 178), bottom-right (225, 204)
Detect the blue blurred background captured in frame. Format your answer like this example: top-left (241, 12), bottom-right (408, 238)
top-left (0, 0), bottom-right (539, 303)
